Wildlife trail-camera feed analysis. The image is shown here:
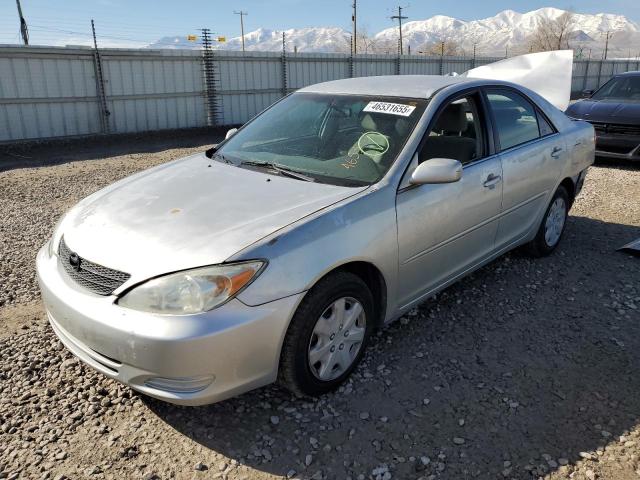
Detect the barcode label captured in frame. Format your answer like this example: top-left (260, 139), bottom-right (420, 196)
top-left (363, 101), bottom-right (416, 117)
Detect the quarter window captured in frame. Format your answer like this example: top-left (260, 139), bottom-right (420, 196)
top-left (487, 90), bottom-right (541, 150)
top-left (537, 110), bottom-right (555, 137)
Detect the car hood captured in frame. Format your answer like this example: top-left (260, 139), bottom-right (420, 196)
top-left (566, 99), bottom-right (640, 125)
top-left (62, 153), bottom-right (366, 282)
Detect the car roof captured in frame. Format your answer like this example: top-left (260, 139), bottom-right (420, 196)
top-left (298, 75), bottom-right (473, 99)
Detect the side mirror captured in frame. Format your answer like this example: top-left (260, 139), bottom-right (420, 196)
top-left (581, 89), bottom-right (594, 98)
top-left (225, 128), bottom-right (238, 140)
top-left (410, 158), bottom-right (462, 185)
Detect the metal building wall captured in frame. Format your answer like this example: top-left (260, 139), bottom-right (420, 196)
top-left (354, 55), bottom-right (396, 77)
top-left (288, 52), bottom-right (350, 88)
top-left (101, 50), bottom-right (205, 134)
top-left (0, 46), bottom-right (101, 141)
top-left (215, 51), bottom-right (283, 125)
top-left (0, 46), bottom-right (207, 142)
top-left (573, 59), bottom-right (640, 93)
top-left (2, 45), bottom-right (639, 143)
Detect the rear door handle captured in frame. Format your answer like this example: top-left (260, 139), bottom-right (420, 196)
top-left (483, 173), bottom-right (501, 189)
top-left (551, 146), bottom-right (563, 158)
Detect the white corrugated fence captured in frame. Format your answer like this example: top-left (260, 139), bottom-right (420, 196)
top-left (1, 45), bottom-right (638, 142)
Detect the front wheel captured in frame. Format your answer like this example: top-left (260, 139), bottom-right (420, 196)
top-left (278, 271), bottom-right (374, 397)
top-left (525, 185), bottom-right (569, 257)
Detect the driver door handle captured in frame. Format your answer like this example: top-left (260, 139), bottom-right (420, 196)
top-left (483, 173), bottom-right (502, 189)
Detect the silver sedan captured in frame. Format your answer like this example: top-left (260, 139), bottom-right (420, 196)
top-left (37, 75), bottom-right (594, 405)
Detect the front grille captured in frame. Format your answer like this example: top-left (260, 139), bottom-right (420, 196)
top-left (58, 237), bottom-right (130, 296)
top-left (590, 122), bottom-right (640, 136)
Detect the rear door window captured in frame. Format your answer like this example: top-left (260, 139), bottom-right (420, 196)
top-left (486, 89), bottom-right (541, 151)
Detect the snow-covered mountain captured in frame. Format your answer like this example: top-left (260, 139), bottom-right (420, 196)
top-left (147, 8), bottom-right (640, 58)
top-left (374, 8), bottom-right (640, 57)
top-left (149, 27), bottom-right (351, 53)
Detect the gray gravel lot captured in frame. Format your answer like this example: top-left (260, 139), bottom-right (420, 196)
top-left (1, 134), bottom-right (639, 480)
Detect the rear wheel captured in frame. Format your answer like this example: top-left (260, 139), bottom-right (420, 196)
top-left (278, 272), bottom-right (374, 397)
top-left (525, 185), bottom-right (569, 257)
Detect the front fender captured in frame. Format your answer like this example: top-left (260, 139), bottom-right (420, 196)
top-left (231, 185), bottom-right (400, 322)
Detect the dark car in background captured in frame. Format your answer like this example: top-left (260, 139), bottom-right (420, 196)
top-left (566, 71), bottom-right (640, 161)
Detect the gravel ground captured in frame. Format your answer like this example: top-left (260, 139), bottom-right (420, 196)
top-left (1, 135), bottom-right (639, 480)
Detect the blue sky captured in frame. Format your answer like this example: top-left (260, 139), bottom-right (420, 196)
top-left (1, 0), bottom-right (639, 46)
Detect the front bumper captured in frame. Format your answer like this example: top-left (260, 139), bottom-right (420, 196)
top-left (595, 134), bottom-right (640, 160)
top-left (36, 245), bottom-right (303, 406)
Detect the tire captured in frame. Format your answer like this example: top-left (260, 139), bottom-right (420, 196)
top-left (278, 271), bottom-right (375, 397)
top-left (525, 185), bottom-right (569, 257)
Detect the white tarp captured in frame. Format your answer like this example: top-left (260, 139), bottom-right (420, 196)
top-left (463, 50), bottom-right (573, 111)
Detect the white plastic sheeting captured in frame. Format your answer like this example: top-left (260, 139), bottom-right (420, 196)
top-left (464, 50), bottom-right (574, 111)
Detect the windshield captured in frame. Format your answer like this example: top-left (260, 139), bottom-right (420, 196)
top-left (217, 92), bottom-right (428, 186)
top-left (591, 76), bottom-right (640, 101)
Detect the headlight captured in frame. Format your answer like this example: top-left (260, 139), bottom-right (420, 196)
top-left (117, 261), bottom-right (265, 315)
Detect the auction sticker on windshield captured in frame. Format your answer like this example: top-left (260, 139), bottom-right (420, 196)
top-left (363, 101), bottom-right (416, 117)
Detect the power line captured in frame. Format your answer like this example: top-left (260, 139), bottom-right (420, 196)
top-left (24, 7), bottom-right (206, 25)
top-left (22, 15), bottom-right (206, 41)
top-left (234, 11), bottom-right (248, 52)
top-left (25, 16), bottom-right (174, 30)
top-left (24, 18), bottom-right (171, 37)
top-left (28, 25), bottom-right (151, 44)
top-left (390, 6), bottom-right (408, 56)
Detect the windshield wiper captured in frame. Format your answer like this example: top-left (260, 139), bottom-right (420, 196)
top-left (211, 152), bottom-right (232, 164)
top-left (240, 160), bottom-right (315, 182)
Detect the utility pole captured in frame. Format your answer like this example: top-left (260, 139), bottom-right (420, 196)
top-left (603, 30), bottom-right (612, 60)
top-left (351, 0), bottom-right (357, 55)
top-left (15, 0), bottom-right (29, 45)
top-left (391, 6), bottom-right (408, 55)
top-left (234, 10), bottom-right (248, 52)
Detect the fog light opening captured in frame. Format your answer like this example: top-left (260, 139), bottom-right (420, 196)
top-left (144, 375), bottom-right (214, 393)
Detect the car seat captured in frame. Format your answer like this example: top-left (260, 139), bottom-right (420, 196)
top-left (420, 103), bottom-right (477, 163)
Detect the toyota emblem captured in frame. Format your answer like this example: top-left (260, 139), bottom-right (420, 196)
top-left (69, 252), bottom-right (81, 271)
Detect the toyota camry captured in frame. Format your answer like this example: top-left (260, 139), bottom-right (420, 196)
top-left (37, 73), bottom-right (594, 405)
